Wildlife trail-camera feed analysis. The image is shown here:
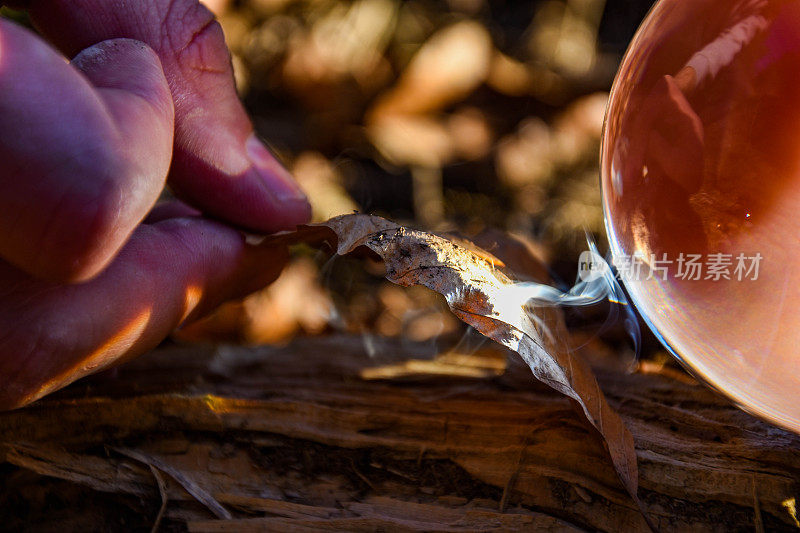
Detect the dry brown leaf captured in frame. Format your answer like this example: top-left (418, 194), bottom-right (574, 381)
top-left (263, 213), bottom-right (639, 503)
top-left (368, 20), bottom-right (492, 118)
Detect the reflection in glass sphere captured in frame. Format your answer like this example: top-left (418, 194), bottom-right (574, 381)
top-left (601, 0), bottom-right (800, 432)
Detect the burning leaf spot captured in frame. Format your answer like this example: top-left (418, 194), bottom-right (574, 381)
top-left (263, 213), bottom-right (641, 507)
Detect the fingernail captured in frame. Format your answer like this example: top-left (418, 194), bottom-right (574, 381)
top-left (245, 134), bottom-right (308, 203)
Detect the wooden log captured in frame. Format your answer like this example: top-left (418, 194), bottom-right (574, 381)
top-left (0, 335), bottom-right (798, 531)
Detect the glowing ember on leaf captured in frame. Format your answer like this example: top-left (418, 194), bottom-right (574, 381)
top-left (263, 214), bottom-right (644, 508)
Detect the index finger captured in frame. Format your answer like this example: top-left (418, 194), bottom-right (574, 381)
top-left (0, 19), bottom-right (174, 281)
top-left (12, 0), bottom-right (311, 233)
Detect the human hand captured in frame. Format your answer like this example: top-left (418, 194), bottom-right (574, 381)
top-left (0, 0), bottom-right (311, 409)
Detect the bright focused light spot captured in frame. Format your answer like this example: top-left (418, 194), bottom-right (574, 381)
top-left (181, 285), bottom-right (203, 322)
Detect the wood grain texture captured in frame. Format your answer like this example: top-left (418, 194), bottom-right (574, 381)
top-left (0, 335), bottom-right (798, 532)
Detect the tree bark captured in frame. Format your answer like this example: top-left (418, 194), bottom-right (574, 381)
top-left (0, 335), bottom-right (798, 532)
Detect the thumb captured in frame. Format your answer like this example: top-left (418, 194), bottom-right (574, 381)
top-left (23, 0), bottom-right (311, 233)
top-left (0, 216), bottom-right (289, 410)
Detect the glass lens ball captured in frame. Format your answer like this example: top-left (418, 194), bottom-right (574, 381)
top-left (601, 0), bottom-right (800, 432)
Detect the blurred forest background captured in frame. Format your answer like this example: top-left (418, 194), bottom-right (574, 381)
top-left (3, 0), bottom-right (662, 354)
top-left (182, 0), bottom-right (662, 356)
